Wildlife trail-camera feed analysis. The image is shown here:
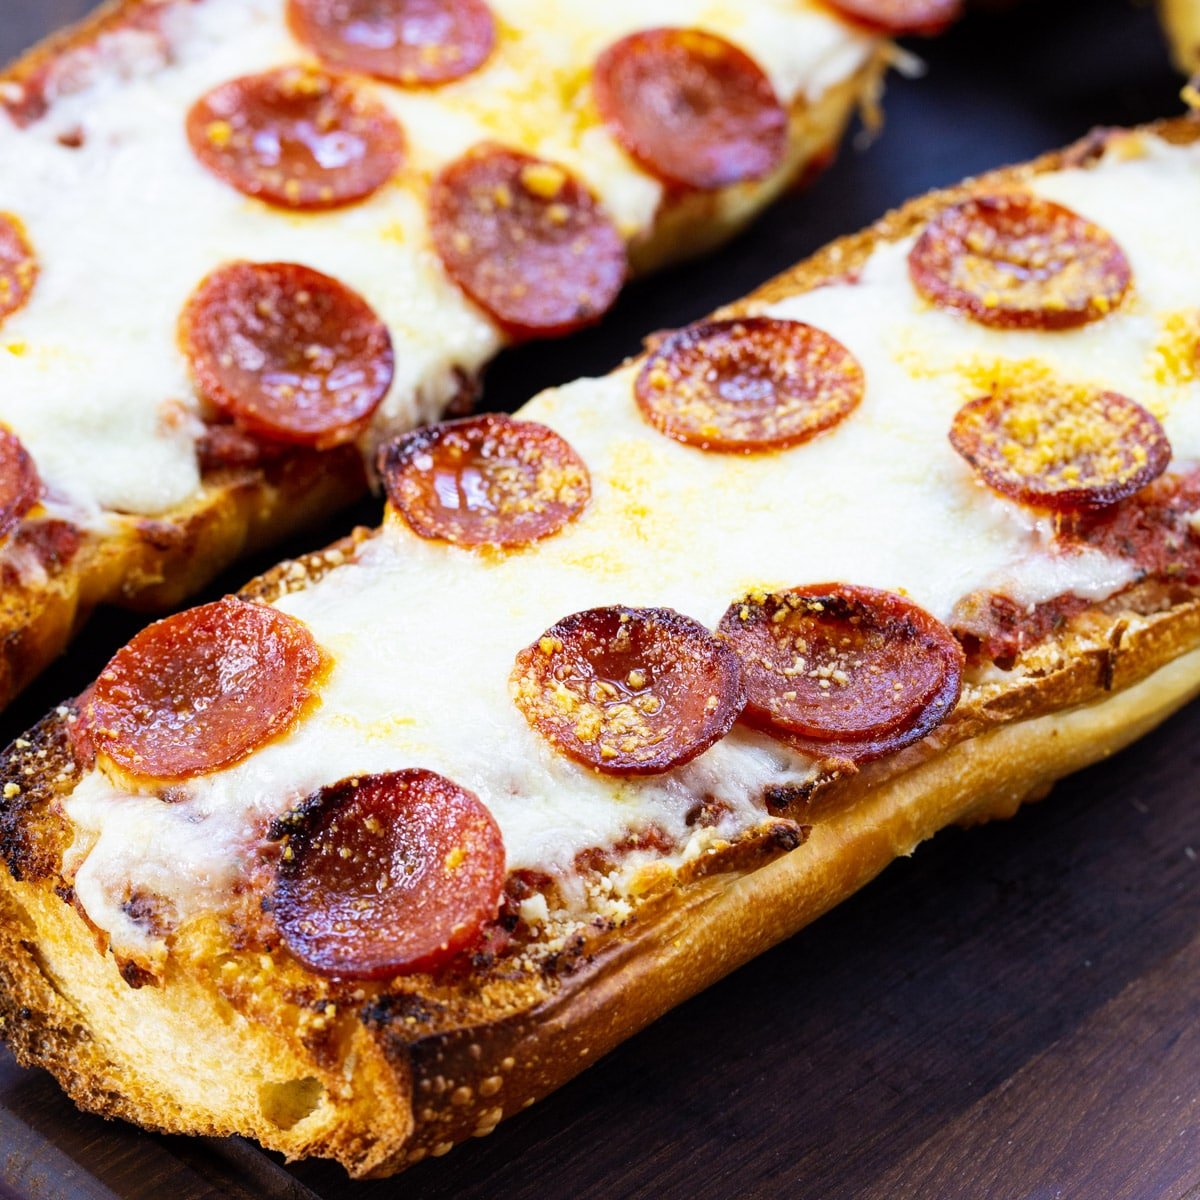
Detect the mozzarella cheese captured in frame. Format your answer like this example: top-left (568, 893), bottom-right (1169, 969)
top-left (62, 130), bottom-right (1200, 957)
top-left (0, 0), bottom-right (873, 520)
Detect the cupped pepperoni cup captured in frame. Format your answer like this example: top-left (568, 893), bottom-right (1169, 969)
top-left (512, 606), bottom-right (746, 776)
top-left (430, 145), bottom-right (627, 339)
top-left (186, 67), bottom-right (406, 210)
top-left (86, 597), bottom-right (325, 780)
top-left (0, 214), bottom-right (38, 326)
top-left (0, 428), bottom-right (41, 540)
top-left (271, 770), bottom-right (506, 979)
top-left (718, 585), bottom-right (963, 747)
top-left (380, 413), bottom-right (591, 547)
top-left (182, 261), bottom-right (394, 448)
top-left (819, 0), bottom-right (963, 36)
top-left (287, 0), bottom-right (497, 87)
top-left (949, 386), bottom-right (1171, 512)
top-left (635, 317), bottom-right (864, 453)
top-left (909, 194), bottom-right (1132, 330)
top-left (593, 28), bottom-right (787, 191)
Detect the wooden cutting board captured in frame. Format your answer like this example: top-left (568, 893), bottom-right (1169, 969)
top-left (1, 2), bottom-right (1197, 1196)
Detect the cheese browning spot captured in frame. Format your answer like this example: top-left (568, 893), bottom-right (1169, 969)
top-left (0, 427), bottom-right (41, 542)
top-left (592, 28), bottom-right (787, 191)
top-left (182, 261), bottom-right (394, 448)
top-left (1151, 310), bottom-right (1200, 386)
top-left (429, 145), bottom-right (626, 339)
top-left (287, 0), bottom-right (497, 87)
top-left (0, 214), bottom-right (38, 327)
top-left (717, 584), bottom-right (963, 763)
top-left (635, 317), bottom-right (864, 453)
top-left (380, 413), bottom-right (591, 548)
top-left (909, 194), bottom-right (1132, 330)
top-left (949, 382), bottom-right (1171, 511)
top-left (186, 67), bottom-right (406, 210)
top-left (271, 770), bottom-right (505, 979)
top-left (511, 606), bottom-right (745, 776)
top-left (818, 0), bottom-right (962, 35)
top-left (83, 597), bottom-right (325, 780)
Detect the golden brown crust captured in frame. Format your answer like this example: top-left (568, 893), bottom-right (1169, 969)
top-left (1157, 0), bottom-right (1200, 73)
top-left (7, 83), bottom-right (1200, 1186)
top-left (0, 2), bottom-right (883, 712)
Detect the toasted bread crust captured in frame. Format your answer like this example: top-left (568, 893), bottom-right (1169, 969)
top-left (5, 113), bottom-right (1200, 1178)
top-left (1157, 0), bottom-right (1200, 73)
top-left (0, 2), bottom-right (883, 712)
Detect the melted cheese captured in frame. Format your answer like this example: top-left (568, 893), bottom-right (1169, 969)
top-left (0, 0), bottom-right (873, 519)
top-left (64, 130), bottom-right (1200, 958)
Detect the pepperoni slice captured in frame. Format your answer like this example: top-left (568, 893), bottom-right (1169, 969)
top-left (717, 585), bottom-right (963, 755)
top-left (271, 770), bottom-right (505, 979)
top-left (949, 386), bottom-right (1171, 512)
top-left (0, 215), bottom-right (38, 326)
top-left (909, 194), bottom-right (1131, 331)
top-left (186, 67), bottom-right (406, 210)
top-left (287, 0), bottom-right (496, 87)
top-left (181, 261), bottom-right (394, 448)
top-left (819, 0), bottom-right (963, 36)
top-left (512, 606), bottom-right (745, 776)
top-left (0, 428), bottom-right (41, 540)
top-left (85, 597), bottom-right (325, 779)
top-left (593, 28), bottom-right (787, 191)
top-left (430, 146), bottom-right (626, 339)
top-left (380, 413), bottom-right (590, 547)
top-left (635, 318), bottom-right (863, 453)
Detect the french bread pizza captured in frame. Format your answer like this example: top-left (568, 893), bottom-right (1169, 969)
top-left (5, 114), bottom-right (1200, 1179)
top-left (0, 0), bottom-right (912, 712)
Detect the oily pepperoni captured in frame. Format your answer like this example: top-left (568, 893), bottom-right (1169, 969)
top-left (430, 146), bottom-right (626, 339)
top-left (186, 67), bottom-right (406, 210)
top-left (182, 261), bottom-right (394, 448)
top-left (949, 387), bottom-right (1171, 512)
top-left (909, 194), bottom-right (1131, 330)
top-left (287, 0), bottom-right (496, 87)
top-left (717, 585), bottom-right (963, 750)
top-left (818, 0), bottom-right (963, 36)
top-left (635, 317), bottom-right (864, 453)
top-left (380, 413), bottom-right (590, 547)
top-left (85, 597), bottom-right (325, 779)
top-left (0, 215), bottom-right (38, 326)
top-left (271, 770), bottom-right (505, 979)
top-left (511, 606), bottom-right (745, 776)
top-left (0, 429), bottom-right (41, 541)
top-left (592, 28), bottom-right (787, 191)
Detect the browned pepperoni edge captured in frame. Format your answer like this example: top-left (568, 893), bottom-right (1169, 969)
top-left (592, 27), bottom-right (787, 191)
top-left (820, 0), bottom-right (963, 36)
top-left (949, 388), bottom-right (1171, 512)
top-left (286, 0), bottom-right (497, 87)
top-left (0, 215), bottom-right (38, 326)
top-left (269, 768), bottom-right (506, 979)
top-left (181, 261), bottom-right (395, 449)
top-left (718, 585), bottom-right (963, 763)
top-left (84, 597), bottom-right (326, 780)
top-left (511, 605), bottom-right (746, 775)
top-left (908, 193), bottom-right (1132, 330)
top-left (635, 316), bottom-right (864, 453)
top-left (0, 428), bottom-right (41, 542)
top-left (186, 67), bottom-right (406, 210)
top-left (429, 144), bottom-right (627, 338)
top-left (379, 413), bottom-right (591, 547)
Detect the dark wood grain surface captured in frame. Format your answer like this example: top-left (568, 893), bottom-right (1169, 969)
top-left (1, 2), bottom-right (1198, 1197)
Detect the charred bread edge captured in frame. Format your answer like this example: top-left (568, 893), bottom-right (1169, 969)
top-left (3, 115), bottom-right (1199, 1177)
top-left (0, 1), bottom-right (884, 711)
